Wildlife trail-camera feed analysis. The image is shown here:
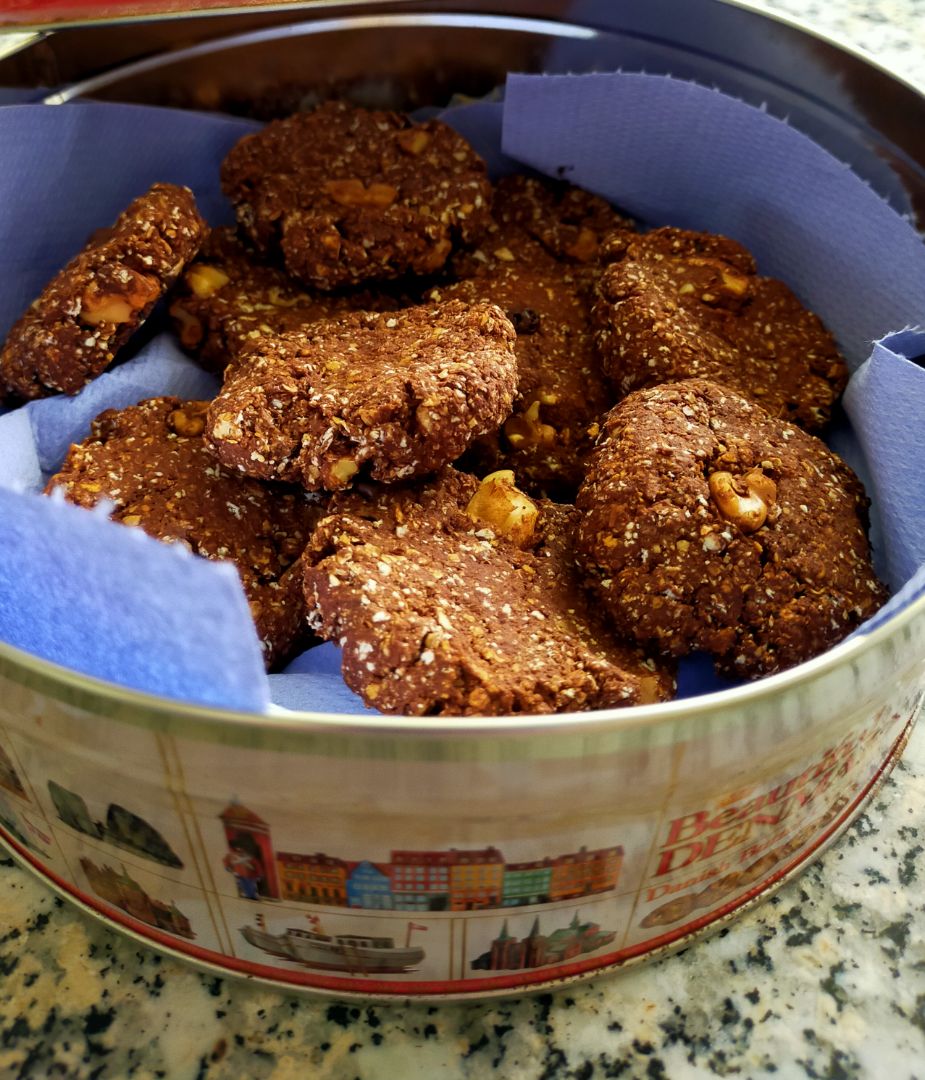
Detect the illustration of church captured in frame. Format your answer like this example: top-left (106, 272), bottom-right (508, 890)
top-left (470, 912), bottom-right (617, 971)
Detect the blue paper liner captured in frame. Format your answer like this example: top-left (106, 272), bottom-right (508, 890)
top-left (0, 78), bottom-right (923, 713)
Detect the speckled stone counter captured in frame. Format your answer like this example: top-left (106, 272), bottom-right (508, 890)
top-left (749, 0), bottom-right (924, 77)
top-left (2, 2), bottom-right (925, 1078)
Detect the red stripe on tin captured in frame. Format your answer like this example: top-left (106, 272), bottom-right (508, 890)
top-left (2, 1), bottom-right (281, 25)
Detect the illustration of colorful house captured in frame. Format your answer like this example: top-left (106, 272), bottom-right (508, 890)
top-left (448, 847), bottom-right (504, 910)
top-left (502, 858), bottom-right (554, 907)
top-left (0, 743), bottom-right (26, 799)
top-left (389, 850), bottom-right (453, 910)
top-left (277, 852), bottom-right (348, 905)
top-left (79, 857), bottom-right (194, 939)
top-left (346, 861), bottom-right (394, 909)
top-left (549, 846), bottom-right (624, 901)
top-left (219, 800), bottom-right (279, 900)
top-left (471, 912), bottom-right (616, 972)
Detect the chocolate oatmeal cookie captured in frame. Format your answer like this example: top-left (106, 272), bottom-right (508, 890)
top-left (427, 266), bottom-right (611, 495)
top-left (169, 227), bottom-right (401, 372)
top-left (206, 299), bottom-right (518, 492)
top-left (1, 184), bottom-right (205, 401)
top-left (47, 397), bottom-right (323, 667)
top-left (220, 102), bottom-right (492, 290)
top-left (304, 468), bottom-right (674, 715)
top-left (575, 379), bottom-right (886, 678)
top-left (452, 174), bottom-right (635, 280)
top-left (593, 227), bottom-right (847, 430)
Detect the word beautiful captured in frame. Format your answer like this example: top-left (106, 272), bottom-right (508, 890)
top-left (651, 718), bottom-right (886, 886)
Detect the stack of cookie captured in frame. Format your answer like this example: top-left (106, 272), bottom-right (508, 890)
top-left (0, 100), bottom-right (886, 714)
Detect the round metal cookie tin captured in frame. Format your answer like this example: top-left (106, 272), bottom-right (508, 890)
top-left (0, 3), bottom-right (924, 1000)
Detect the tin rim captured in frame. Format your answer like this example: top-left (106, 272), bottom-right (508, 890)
top-left (37, 5), bottom-right (925, 108)
top-left (1, 578), bottom-right (921, 738)
top-left (39, 13), bottom-right (596, 105)
top-left (11, 0), bottom-right (925, 111)
top-left (1, 4), bottom-right (922, 738)
top-left (722, 0), bottom-right (925, 100)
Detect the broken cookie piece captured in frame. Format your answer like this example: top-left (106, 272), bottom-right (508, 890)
top-left (206, 299), bottom-right (518, 492)
top-left (1, 184), bottom-right (205, 400)
top-left (46, 397), bottom-right (323, 667)
top-left (303, 467), bottom-right (674, 716)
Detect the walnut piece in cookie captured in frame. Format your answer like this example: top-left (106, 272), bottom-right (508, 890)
top-left (220, 102), bottom-right (492, 290)
top-left (593, 227), bottom-right (848, 431)
top-left (169, 226), bottom-right (401, 372)
top-left (452, 173), bottom-right (634, 281)
top-left (303, 468), bottom-right (674, 716)
top-left (206, 299), bottom-right (518, 492)
top-left (575, 379), bottom-right (887, 678)
top-left (1, 184), bottom-right (205, 401)
top-left (46, 397), bottom-right (324, 667)
top-left (428, 263), bottom-right (611, 496)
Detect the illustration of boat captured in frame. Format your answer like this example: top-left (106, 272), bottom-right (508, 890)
top-left (240, 913), bottom-right (426, 974)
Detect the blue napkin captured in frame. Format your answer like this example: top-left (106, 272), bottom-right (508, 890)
top-left (502, 73), bottom-right (925, 367)
top-left (844, 330), bottom-right (925, 593)
top-left (0, 103), bottom-right (258, 343)
top-left (0, 336), bottom-right (220, 483)
top-left (270, 643), bottom-right (375, 714)
top-left (0, 80), bottom-right (923, 714)
top-left (0, 488), bottom-right (269, 710)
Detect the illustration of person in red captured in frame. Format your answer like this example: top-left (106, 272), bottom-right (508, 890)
top-left (223, 840), bottom-right (263, 900)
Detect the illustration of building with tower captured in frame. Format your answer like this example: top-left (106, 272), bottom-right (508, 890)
top-left (219, 800), bottom-right (279, 900)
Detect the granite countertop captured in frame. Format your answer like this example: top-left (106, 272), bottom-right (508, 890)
top-left (2, 2), bottom-right (925, 1077)
top-left (748, 0), bottom-right (923, 76)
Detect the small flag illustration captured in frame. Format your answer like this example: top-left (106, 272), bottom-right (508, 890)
top-left (406, 920), bottom-right (428, 946)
